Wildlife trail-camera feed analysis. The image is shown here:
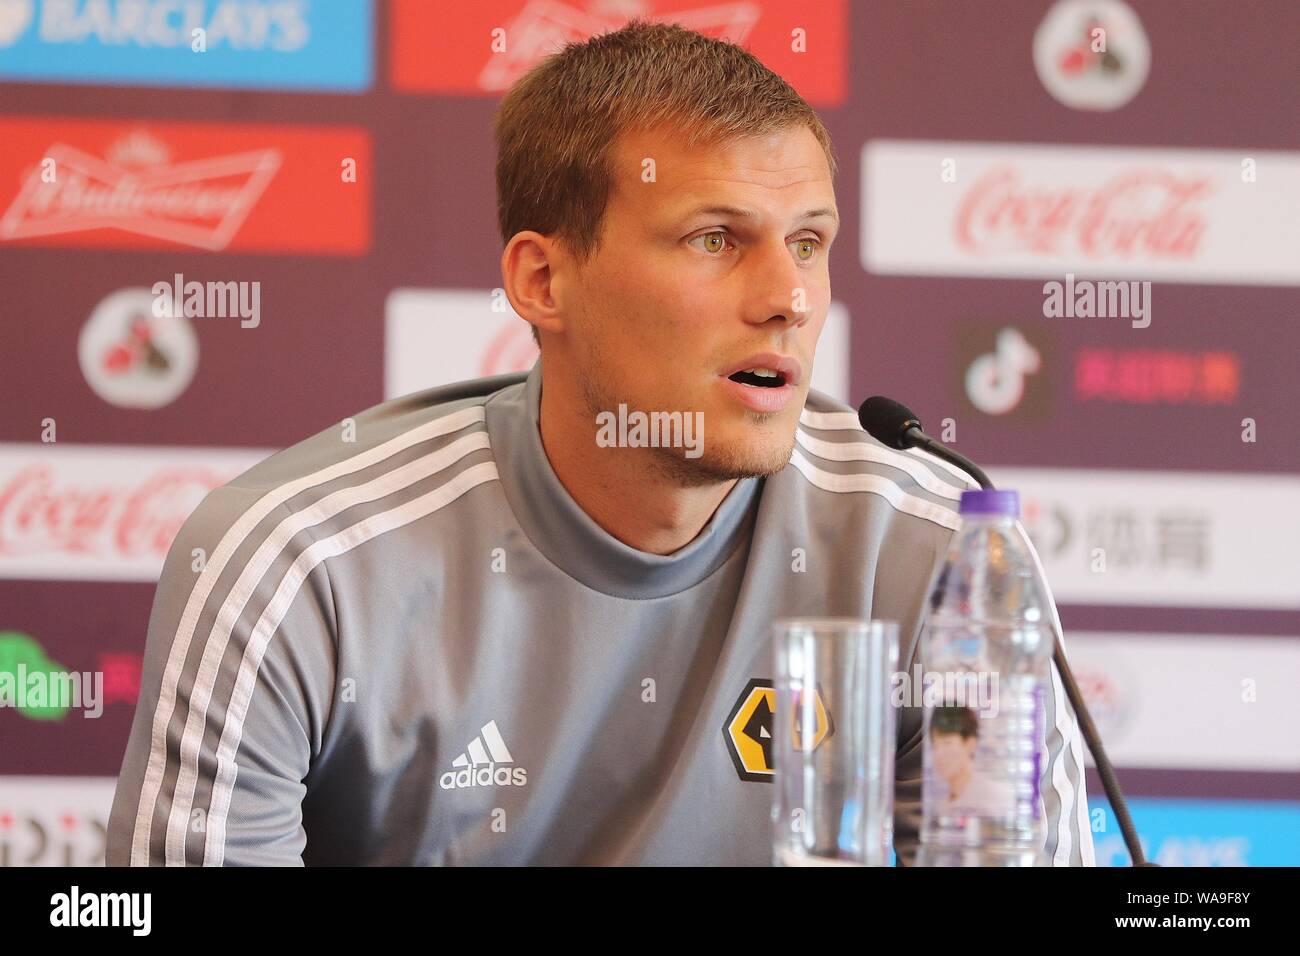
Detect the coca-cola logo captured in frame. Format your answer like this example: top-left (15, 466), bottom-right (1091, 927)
top-left (955, 166), bottom-right (1213, 260)
top-left (0, 466), bottom-right (224, 559)
top-left (478, 320), bottom-right (539, 378)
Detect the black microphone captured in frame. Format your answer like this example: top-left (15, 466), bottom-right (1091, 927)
top-left (858, 396), bottom-right (994, 490)
top-left (858, 395), bottom-right (1153, 868)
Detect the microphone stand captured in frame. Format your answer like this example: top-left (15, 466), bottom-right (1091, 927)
top-left (908, 427), bottom-right (1153, 867)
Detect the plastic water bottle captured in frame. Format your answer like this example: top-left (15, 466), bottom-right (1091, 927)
top-left (916, 489), bottom-right (1054, 867)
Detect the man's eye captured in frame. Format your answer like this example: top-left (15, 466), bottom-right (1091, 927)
top-left (688, 233), bottom-right (823, 259)
top-left (690, 231), bottom-right (732, 255)
top-left (792, 237), bottom-right (822, 261)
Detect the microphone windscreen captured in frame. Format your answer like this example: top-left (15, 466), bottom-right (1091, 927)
top-left (857, 396), bottom-right (923, 450)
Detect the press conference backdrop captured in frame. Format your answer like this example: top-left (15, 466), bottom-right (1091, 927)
top-left (1, 0), bottom-right (1297, 867)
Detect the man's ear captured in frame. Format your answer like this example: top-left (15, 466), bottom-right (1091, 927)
top-left (501, 231), bottom-right (566, 340)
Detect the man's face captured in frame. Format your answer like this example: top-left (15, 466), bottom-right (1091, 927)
top-left (561, 123), bottom-right (838, 484)
top-left (931, 731), bottom-right (977, 788)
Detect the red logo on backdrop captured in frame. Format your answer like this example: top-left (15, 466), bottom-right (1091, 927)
top-left (1071, 661), bottom-right (1133, 742)
top-left (479, 321), bottom-right (540, 377)
top-left (1075, 348), bottom-right (1240, 405)
top-left (98, 652), bottom-right (144, 707)
top-left (0, 466), bottom-right (225, 561)
top-left (0, 118), bottom-right (370, 255)
top-left (954, 167), bottom-right (1213, 261)
top-left (391, 0), bottom-right (845, 106)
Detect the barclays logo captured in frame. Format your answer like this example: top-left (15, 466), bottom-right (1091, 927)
top-left (0, 0), bottom-right (372, 91)
top-left (0, 0), bottom-right (35, 47)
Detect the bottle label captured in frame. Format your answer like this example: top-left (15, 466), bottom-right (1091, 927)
top-left (921, 677), bottom-right (1044, 821)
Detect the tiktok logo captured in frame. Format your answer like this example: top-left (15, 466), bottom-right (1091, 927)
top-left (964, 328), bottom-right (1041, 416)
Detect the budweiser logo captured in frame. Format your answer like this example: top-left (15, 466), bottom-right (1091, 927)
top-left (0, 465), bottom-right (226, 560)
top-left (954, 166), bottom-right (1213, 260)
top-left (0, 132), bottom-right (281, 250)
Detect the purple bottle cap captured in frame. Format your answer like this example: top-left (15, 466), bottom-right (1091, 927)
top-left (959, 488), bottom-right (1020, 517)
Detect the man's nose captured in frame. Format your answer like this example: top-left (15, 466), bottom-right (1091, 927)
top-left (743, 238), bottom-right (812, 329)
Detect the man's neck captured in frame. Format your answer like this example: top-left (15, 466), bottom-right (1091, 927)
top-left (536, 361), bottom-right (737, 556)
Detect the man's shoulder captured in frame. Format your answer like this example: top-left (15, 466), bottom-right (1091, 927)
top-left (779, 387), bottom-right (976, 533)
top-left (179, 373), bottom-right (527, 547)
top-left (233, 372), bottom-right (526, 494)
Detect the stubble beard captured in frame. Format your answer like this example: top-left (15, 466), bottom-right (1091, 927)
top-left (578, 364), bottom-right (797, 488)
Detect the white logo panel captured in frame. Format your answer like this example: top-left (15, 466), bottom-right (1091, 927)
top-left (993, 466), bottom-right (1300, 609)
top-left (862, 141), bottom-right (1300, 285)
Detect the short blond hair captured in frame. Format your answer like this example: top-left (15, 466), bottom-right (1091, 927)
top-left (494, 18), bottom-right (837, 267)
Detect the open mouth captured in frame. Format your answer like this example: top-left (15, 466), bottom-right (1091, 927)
top-left (727, 368), bottom-right (788, 388)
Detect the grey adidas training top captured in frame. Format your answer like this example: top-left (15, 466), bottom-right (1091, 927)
top-left (106, 364), bottom-right (1095, 866)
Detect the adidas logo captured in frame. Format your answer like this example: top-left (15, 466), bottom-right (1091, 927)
top-left (438, 720), bottom-right (527, 790)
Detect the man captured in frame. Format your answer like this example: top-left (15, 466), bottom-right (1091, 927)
top-left (107, 20), bottom-right (1093, 866)
top-left (930, 706), bottom-right (1016, 815)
